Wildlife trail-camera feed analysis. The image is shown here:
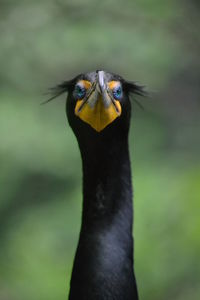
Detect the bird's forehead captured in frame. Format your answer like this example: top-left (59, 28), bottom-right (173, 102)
top-left (79, 70), bottom-right (120, 83)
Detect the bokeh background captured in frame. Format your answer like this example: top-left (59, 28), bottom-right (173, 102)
top-left (0, 1), bottom-right (200, 299)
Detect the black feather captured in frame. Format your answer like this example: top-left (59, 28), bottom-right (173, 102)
top-left (123, 80), bottom-right (147, 110)
top-left (41, 76), bottom-right (79, 105)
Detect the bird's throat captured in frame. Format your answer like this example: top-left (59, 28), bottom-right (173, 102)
top-left (75, 97), bottom-right (121, 132)
top-left (81, 138), bottom-right (133, 228)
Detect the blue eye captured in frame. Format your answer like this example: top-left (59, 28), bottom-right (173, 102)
top-left (75, 85), bottom-right (86, 99)
top-left (113, 86), bottom-right (122, 100)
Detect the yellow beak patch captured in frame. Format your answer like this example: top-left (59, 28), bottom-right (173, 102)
top-left (75, 97), bottom-right (121, 132)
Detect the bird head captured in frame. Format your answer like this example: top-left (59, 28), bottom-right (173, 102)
top-left (47, 70), bottom-right (144, 139)
top-left (73, 70), bottom-right (123, 132)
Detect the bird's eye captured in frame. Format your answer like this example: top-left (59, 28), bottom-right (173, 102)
top-left (112, 86), bottom-right (122, 100)
top-left (75, 85), bottom-right (86, 99)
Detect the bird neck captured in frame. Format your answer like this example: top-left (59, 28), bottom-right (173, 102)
top-left (69, 133), bottom-right (138, 299)
top-left (79, 133), bottom-right (133, 236)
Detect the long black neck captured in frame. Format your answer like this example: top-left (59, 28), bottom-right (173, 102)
top-left (69, 132), bottom-right (138, 300)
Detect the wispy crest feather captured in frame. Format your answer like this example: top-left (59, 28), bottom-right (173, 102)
top-left (124, 80), bottom-right (147, 109)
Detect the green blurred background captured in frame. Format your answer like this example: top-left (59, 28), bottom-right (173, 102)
top-left (0, 1), bottom-right (200, 299)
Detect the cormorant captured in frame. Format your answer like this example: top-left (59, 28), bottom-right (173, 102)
top-left (49, 70), bottom-right (144, 300)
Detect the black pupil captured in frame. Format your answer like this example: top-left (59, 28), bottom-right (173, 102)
top-left (113, 86), bottom-right (121, 98)
top-left (116, 88), bottom-right (121, 95)
top-left (76, 86), bottom-right (86, 98)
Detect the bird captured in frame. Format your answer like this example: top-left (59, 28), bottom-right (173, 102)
top-left (48, 70), bottom-right (144, 300)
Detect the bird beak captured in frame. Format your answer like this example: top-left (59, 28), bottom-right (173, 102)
top-left (74, 71), bottom-right (122, 132)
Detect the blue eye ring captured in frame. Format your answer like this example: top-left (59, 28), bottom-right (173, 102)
top-left (112, 85), bottom-right (122, 100)
top-left (75, 85), bottom-right (86, 99)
